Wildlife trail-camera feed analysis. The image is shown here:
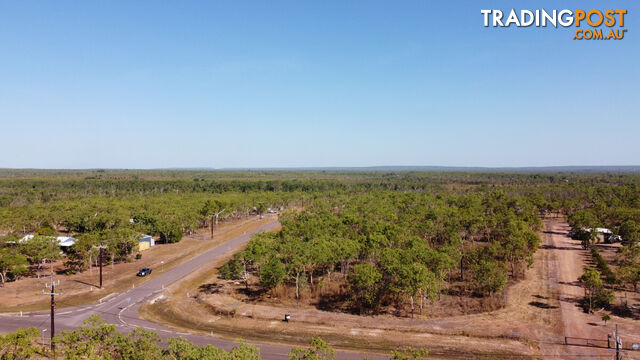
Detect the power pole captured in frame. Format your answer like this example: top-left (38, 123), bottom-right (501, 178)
top-left (92, 245), bottom-right (107, 289)
top-left (99, 247), bottom-right (103, 289)
top-left (42, 276), bottom-right (60, 354)
top-left (616, 324), bottom-right (620, 360)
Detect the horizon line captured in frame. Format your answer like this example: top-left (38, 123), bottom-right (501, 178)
top-left (2, 165), bottom-right (640, 173)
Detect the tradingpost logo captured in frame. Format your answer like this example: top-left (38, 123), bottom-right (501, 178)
top-left (481, 9), bottom-right (628, 40)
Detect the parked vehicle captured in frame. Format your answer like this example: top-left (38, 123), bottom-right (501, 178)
top-left (605, 234), bottom-right (622, 244)
top-left (137, 268), bottom-right (152, 276)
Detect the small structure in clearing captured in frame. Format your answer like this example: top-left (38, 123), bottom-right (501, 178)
top-left (138, 235), bottom-right (155, 251)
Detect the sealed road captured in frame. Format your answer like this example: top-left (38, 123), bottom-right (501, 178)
top-left (0, 219), bottom-right (379, 359)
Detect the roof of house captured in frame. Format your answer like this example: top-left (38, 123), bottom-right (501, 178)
top-left (140, 235), bottom-right (153, 242)
top-left (19, 234), bottom-right (77, 247)
top-left (583, 228), bottom-right (612, 234)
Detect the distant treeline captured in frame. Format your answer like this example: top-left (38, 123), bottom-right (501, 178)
top-left (2, 169), bottom-right (639, 206)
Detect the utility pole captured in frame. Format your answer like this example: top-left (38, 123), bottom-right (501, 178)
top-left (92, 245), bottom-right (107, 288)
top-left (616, 324), bottom-right (621, 360)
top-left (42, 275), bottom-right (60, 353)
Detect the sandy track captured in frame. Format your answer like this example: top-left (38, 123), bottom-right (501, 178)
top-left (544, 220), bottom-right (640, 359)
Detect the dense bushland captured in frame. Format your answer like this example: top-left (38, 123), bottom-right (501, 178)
top-left (225, 190), bottom-right (542, 315)
top-left (0, 173), bottom-right (300, 280)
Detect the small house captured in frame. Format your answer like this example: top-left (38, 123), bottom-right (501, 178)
top-left (57, 236), bottom-right (77, 248)
top-left (138, 235), bottom-right (155, 251)
top-left (583, 228), bottom-right (613, 243)
top-left (18, 234), bottom-right (76, 249)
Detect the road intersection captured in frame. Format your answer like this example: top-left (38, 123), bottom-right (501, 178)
top-left (0, 219), bottom-right (374, 359)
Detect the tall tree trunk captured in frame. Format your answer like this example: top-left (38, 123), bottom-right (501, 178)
top-left (243, 263), bottom-right (248, 290)
top-left (410, 296), bottom-right (414, 318)
top-left (295, 272), bottom-right (300, 301)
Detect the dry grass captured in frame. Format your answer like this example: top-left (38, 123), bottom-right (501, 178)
top-left (141, 298), bottom-right (529, 359)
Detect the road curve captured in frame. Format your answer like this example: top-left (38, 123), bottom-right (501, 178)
top-left (0, 219), bottom-right (377, 360)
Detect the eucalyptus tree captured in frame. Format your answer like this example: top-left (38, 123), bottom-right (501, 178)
top-left (472, 260), bottom-right (507, 295)
top-left (579, 266), bottom-right (603, 313)
top-left (619, 220), bottom-right (640, 248)
top-left (348, 263), bottom-right (382, 314)
top-left (19, 235), bottom-right (62, 275)
top-left (0, 248), bottom-right (28, 285)
top-left (259, 257), bottom-right (286, 290)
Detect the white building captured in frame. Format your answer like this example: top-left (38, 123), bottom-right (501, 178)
top-left (19, 234), bottom-right (77, 248)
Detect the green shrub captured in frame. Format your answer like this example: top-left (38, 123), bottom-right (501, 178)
top-left (220, 259), bottom-right (244, 280)
top-left (593, 288), bottom-right (615, 309)
top-left (259, 258), bottom-right (286, 289)
top-left (590, 246), bottom-right (616, 284)
top-left (348, 263), bottom-right (383, 313)
top-left (472, 260), bottom-right (507, 295)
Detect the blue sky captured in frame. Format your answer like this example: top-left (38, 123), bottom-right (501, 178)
top-left (0, 1), bottom-right (638, 168)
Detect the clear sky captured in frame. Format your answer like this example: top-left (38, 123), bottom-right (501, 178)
top-left (1, 1), bottom-right (638, 169)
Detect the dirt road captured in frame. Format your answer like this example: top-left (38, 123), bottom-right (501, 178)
top-left (544, 219), bottom-right (639, 359)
